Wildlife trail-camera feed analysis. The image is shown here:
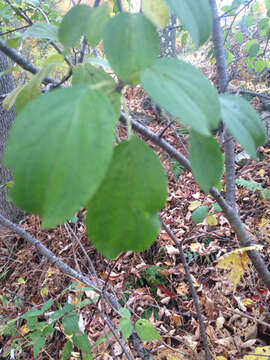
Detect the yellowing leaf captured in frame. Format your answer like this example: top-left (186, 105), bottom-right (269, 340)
top-left (244, 346), bottom-right (270, 359)
top-left (19, 324), bottom-right (30, 335)
top-left (142, 0), bottom-right (170, 29)
top-left (259, 218), bottom-right (270, 227)
top-left (40, 286), bottom-right (49, 297)
top-left (216, 357), bottom-right (227, 360)
top-left (259, 169), bottom-right (265, 177)
top-left (217, 246), bottom-right (263, 288)
top-left (206, 215), bottom-right (218, 226)
top-left (188, 201), bottom-right (201, 211)
top-left (3, 85), bottom-right (24, 111)
top-left (43, 54), bottom-right (64, 66)
top-left (242, 298), bottom-right (254, 307)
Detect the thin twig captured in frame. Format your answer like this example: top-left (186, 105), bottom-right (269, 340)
top-left (161, 219), bottom-right (211, 360)
top-left (102, 313), bottom-right (134, 360)
top-left (158, 120), bottom-right (174, 138)
top-left (0, 24), bottom-right (30, 36)
top-left (228, 308), bottom-right (270, 328)
top-left (64, 222), bottom-right (100, 283)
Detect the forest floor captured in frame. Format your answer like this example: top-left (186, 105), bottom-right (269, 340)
top-left (0, 87), bottom-right (270, 360)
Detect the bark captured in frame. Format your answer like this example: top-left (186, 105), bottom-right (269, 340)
top-left (209, 0), bottom-right (236, 208)
top-left (0, 51), bottom-right (24, 223)
top-left (158, 14), bottom-right (177, 58)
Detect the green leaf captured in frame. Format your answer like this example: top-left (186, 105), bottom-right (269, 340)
top-left (245, 14), bottom-right (254, 27)
top-left (49, 303), bottom-right (74, 322)
top-left (189, 132), bottom-right (224, 192)
top-left (58, 5), bottom-right (93, 48)
top-left (62, 313), bottom-right (82, 335)
top-left (33, 335), bottom-right (46, 357)
top-left (234, 30), bottom-right (243, 44)
top-left (104, 13), bottom-right (159, 85)
top-left (41, 298), bottom-right (53, 313)
top-left (85, 4), bottom-right (110, 47)
top-left (6, 37), bottom-right (21, 49)
top-left (22, 22), bottom-right (58, 41)
top-left (192, 205), bottom-right (209, 224)
top-left (142, 58), bottom-right (220, 136)
top-left (120, 318), bottom-right (133, 341)
top-left (73, 334), bottom-right (91, 354)
top-left (255, 60), bottom-right (266, 72)
top-left (61, 340), bottom-right (73, 360)
top-left (3, 85), bottom-right (25, 111)
top-left (4, 86), bottom-right (116, 228)
top-left (86, 136), bottom-right (168, 258)
top-left (142, 0), bottom-right (170, 29)
top-left (245, 39), bottom-right (260, 57)
top-left (213, 202), bottom-right (222, 212)
top-left (219, 94), bottom-right (266, 159)
top-left (119, 308), bottom-right (131, 319)
top-left (72, 63), bottom-right (121, 118)
top-left (247, 43), bottom-right (260, 57)
top-left (165, 0), bottom-right (212, 46)
top-left (135, 319), bottom-right (161, 341)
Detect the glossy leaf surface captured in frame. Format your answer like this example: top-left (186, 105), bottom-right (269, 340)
top-left (104, 13), bottom-right (159, 85)
top-left (219, 94), bottom-right (266, 159)
top-left (4, 86), bottom-right (116, 228)
top-left (58, 5), bottom-right (93, 48)
top-left (142, 58), bottom-right (220, 135)
top-left (86, 136), bottom-right (168, 258)
top-left (165, 0), bottom-right (212, 46)
top-left (189, 131), bottom-right (224, 192)
top-left (72, 63), bottom-right (120, 118)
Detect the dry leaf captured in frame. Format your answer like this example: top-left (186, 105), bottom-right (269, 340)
top-left (217, 246), bottom-right (263, 288)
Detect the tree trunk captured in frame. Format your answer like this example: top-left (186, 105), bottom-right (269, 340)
top-left (0, 51), bottom-right (24, 223)
top-left (158, 14), bottom-right (177, 58)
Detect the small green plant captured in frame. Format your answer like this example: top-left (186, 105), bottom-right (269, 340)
top-left (170, 158), bottom-right (185, 179)
top-left (0, 283), bottom-right (97, 359)
top-left (141, 265), bottom-right (166, 286)
top-left (236, 178), bottom-right (270, 199)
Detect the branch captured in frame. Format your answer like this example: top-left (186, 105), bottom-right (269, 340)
top-left (0, 39), bottom-right (58, 85)
top-left (117, 0), bottom-right (123, 12)
top-left (161, 219), bottom-right (211, 360)
top-left (209, 0), bottom-right (236, 208)
top-left (0, 25), bottom-right (30, 36)
top-left (232, 89), bottom-right (270, 101)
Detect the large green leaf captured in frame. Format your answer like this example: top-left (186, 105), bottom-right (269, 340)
top-left (58, 4), bottom-right (93, 48)
top-left (85, 3), bottom-right (110, 47)
top-left (165, 0), bottom-right (212, 46)
top-left (22, 22), bottom-right (58, 41)
top-left (219, 94), bottom-right (266, 159)
top-left (103, 13), bottom-right (160, 85)
top-left (142, 58), bottom-right (220, 135)
top-left (86, 136), bottom-right (168, 258)
top-left (4, 86), bottom-right (116, 228)
top-left (72, 63), bottom-right (121, 118)
top-left (189, 131), bottom-right (224, 193)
